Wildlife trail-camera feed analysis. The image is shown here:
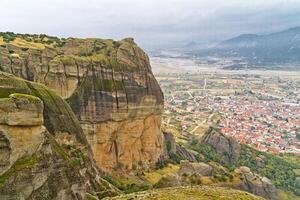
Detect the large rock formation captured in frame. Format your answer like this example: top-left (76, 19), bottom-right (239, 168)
top-left (0, 33), bottom-right (164, 172)
top-left (201, 128), bottom-right (241, 164)
top-left (0, 71), bottom-right (118, 199)
top-left (192, 128), bottom-right (279, 200)
top-left (235, 167), bottom-right (279, 200)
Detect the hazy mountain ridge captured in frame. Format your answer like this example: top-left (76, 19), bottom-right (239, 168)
top-left (165, 27), bottom-right (300, 70)
top-left (211, 27), bottom-right (300, 66)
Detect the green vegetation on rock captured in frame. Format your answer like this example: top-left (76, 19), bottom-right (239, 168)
top-left (0, 155), bottom-right (38, 186)
top-left (238, 145), bottom-right (300, 196)
top-left (0, 32), bottom-right (66, 47)
top-left (9, 93), bottom-right (42, 104)
top-left (0, 71), bottom-right (86, 143)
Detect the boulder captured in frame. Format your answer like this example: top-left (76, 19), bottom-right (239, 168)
top-left (154, 173), bottom-right (184, 188)
top-left (255, 156), bottom-right (265, 168)
top-left (235, 166), bottom-right (279, 200)
top-left (178, 161), bottom-right (213, 176)
top-left (0, 93), bottom-right (43, 126)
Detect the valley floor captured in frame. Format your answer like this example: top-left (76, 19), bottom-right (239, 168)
top-left (151, 57), bottom-right (300, 155)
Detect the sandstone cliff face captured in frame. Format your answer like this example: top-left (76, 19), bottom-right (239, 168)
top-left (0, 34), bottom-right (164, 172)
top-left (0, 72), bottom-right (118, 199)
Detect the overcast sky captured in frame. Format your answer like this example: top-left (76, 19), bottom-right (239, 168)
top-left (1, 0), bottom-right (300, 49)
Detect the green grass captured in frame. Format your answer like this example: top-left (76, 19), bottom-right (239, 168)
top-left (0, 32), bottom-right (66, 47)
top-left (102, 174), bottom-right (150, 194)
top-left (9, 93), bottom-right (42, 104)
top-left (278, 189), bottom-right (300, 200)
top-left (143, 164), bottom-right (180, 184)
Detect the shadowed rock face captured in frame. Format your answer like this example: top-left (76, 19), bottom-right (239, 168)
top-left (0, 34), bottom-right (164, 172)
top-left (163, 132), bottom-right (197, 162)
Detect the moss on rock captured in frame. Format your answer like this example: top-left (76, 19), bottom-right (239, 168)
top-left (0, 155), bottom-right (38, 186)
top-left (0, 71), bottom-right (86, 144)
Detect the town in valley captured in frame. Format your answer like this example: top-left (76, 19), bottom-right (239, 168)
top-left (152, 57), bottom-right (300, 155)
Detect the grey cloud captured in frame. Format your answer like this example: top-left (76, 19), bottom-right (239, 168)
top-left (0, 0), bottom-right (300, 50)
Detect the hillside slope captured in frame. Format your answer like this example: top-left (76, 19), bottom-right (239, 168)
top-left (188, 127), bottom-right (300, 199)
top-left (105, 186), bottom-right (264, 200)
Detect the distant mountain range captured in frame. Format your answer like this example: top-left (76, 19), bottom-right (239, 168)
top-left (188, 27), bottom-right (300, 69)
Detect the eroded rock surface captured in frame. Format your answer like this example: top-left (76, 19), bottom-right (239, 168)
top-left (0, 72), bottom-right (118, 199)
top-left (202, 128), bottom-right (241, 164)
top-left (235, 166), bottom-right (279, 200)
top-left (0, 93), bottom-right (43, 126)
top-left (0, 34), bottom-right (164, 172)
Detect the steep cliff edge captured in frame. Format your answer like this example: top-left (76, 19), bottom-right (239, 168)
top-left (0, 33), bottom-right (164, 172)
top-left (0, 71), bottom-right (118, 199)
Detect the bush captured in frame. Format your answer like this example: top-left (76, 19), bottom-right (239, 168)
top-left (213, 173), bottom-right (228, 182)
top-left (155, 159), bottom-right (168, 169)
top-left (165, 140), bottom-right (172, 152)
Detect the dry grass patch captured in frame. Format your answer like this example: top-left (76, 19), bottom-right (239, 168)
top-left (107, 186), bottom-right (264, 200)
top-left (278, 190), bottom-right (300, 200)
top-left (0, 37), bottom-right (4, 45)
top-left (10, 38), bottom-right (45, 50)
top-left (193, 124), bottom-right (210, 137)
top-left (143, 164), bottom-right (180, 184)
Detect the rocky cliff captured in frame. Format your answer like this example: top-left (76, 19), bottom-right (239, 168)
top-left (0, 71), bottom-right (118, 199)
top-left (0, 33), bottom-right (164, 172)
top-left (201, 127), bottom-right (241, 164)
